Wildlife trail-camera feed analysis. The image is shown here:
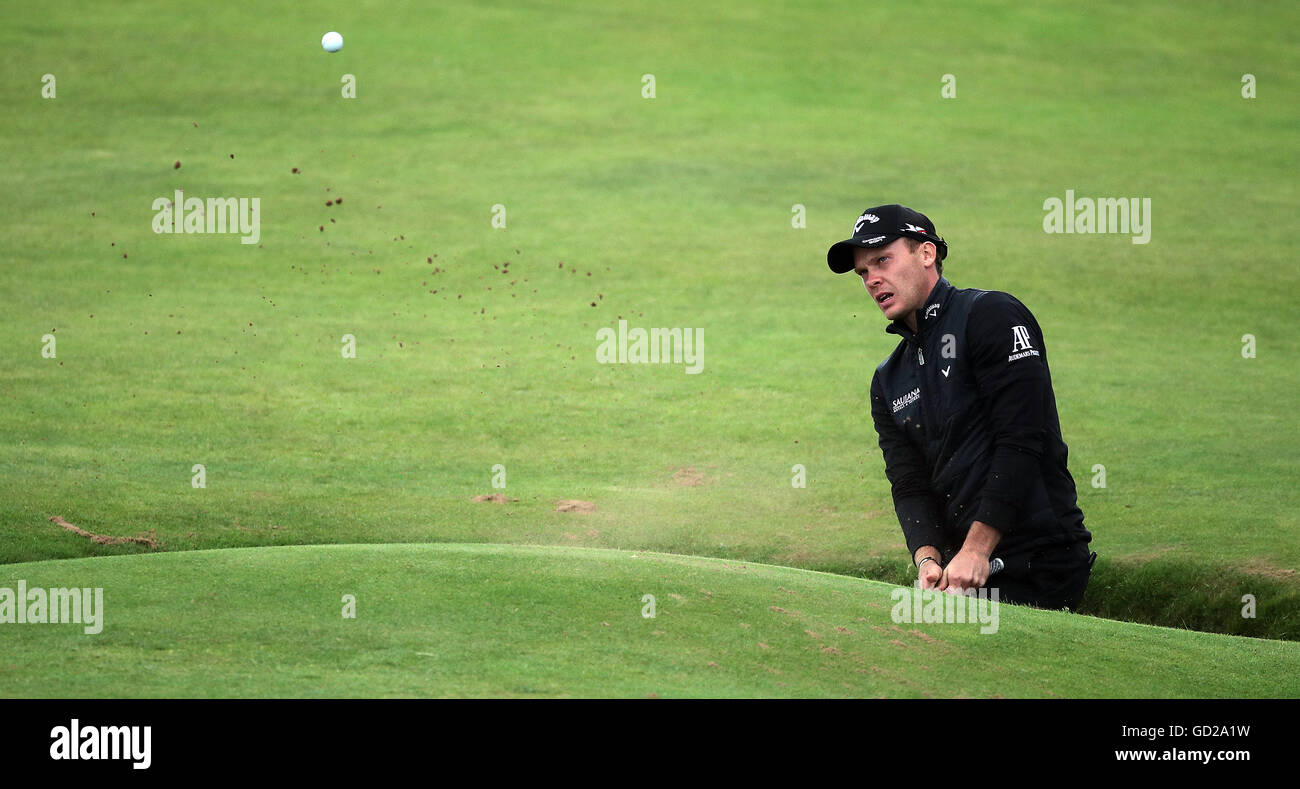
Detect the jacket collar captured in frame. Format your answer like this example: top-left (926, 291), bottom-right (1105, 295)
top-left (885, 276), bottom-right (954, 342)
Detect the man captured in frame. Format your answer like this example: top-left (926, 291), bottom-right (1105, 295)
top-left (828, 204), bottom-right (1096, 610)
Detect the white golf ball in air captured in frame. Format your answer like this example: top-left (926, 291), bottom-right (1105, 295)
top-left (322, 32), bottom-right (344, 52)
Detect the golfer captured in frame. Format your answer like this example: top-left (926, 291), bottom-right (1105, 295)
top-left (828, 204), bottom-right (1096, 610)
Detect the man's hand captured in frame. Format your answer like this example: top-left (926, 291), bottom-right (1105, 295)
top-left (939, 549), bottom-right (989, 594)
top-left (939, 521), bottom-right (1002, 594)
top-left (913, 546), bottom-right (943, 590)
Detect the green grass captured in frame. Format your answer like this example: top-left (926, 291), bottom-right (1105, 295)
top-left (1, 0), bottom-right (1297, 695)
top-left (1, 543), bottom-right (1294, 698)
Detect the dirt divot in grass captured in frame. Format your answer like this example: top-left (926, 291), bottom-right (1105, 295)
top-left (470, 494), bottom-right (518, 503)
top-left (555, 500), bottom-right (595, 513)
top-left (669, 466), bottom-right (706, 487)
top-left (48, 516), bottom-right (159, 549)
top-left (1233, 559), bottom-right (1297, 581)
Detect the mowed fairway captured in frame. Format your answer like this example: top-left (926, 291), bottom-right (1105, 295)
top-left (1, 0), bottom-right (1297, 696)
top-left (1, 544), bottom-right (1296, 698)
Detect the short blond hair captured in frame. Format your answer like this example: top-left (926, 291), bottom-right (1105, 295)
top-left (903, 237), bottom-right (943, 277)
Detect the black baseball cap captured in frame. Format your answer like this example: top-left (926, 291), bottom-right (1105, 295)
top-left (827, 204), bottom-right (948, 273)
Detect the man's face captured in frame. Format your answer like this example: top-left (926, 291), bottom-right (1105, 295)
top-left (852, 238), bottom-right (938, 324)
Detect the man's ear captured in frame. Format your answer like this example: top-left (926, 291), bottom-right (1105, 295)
top-left (922, 241), bottom-right (937, 267)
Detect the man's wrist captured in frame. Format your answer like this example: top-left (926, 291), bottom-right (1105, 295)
top-left (917, 556), bottom-right (938, 572)
top-left (960, 521), bottom-right (1002, 560)
top-left (913, 545), bottom-right (941, 567)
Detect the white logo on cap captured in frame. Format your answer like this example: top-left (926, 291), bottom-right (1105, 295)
top-left (854, 213), bottom-right (880, 233)
top-left (903, 223), bottom-right (926, 234)
top-left (864, 235), bottom-right (887, 244)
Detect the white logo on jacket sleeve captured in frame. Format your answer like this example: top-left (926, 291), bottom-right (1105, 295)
top-left (1008, 325), bottom-right (1041, 362)
top-left (1010, 325), bottom-right (1033, 352)
top-left (891, 387), bottom-right (921, 413)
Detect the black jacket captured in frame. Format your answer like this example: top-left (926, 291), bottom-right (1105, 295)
top-left (868, 277), bottom-right (1090, 563)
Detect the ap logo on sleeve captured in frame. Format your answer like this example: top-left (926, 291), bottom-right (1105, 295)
top-left (1008, 325), bottom-right (1040, 362)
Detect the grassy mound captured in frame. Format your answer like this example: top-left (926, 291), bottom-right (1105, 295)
top-left (1, 543), bottom-right (1294, 698)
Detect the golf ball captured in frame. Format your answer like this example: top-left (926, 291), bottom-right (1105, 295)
top-left (322, 31), bottom-right (343, 52)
